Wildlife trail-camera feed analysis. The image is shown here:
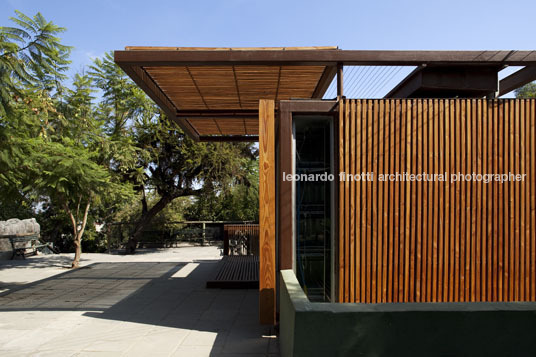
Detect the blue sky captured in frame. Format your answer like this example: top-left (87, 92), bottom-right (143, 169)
top-left (2, 0), bottom-right (535, 97)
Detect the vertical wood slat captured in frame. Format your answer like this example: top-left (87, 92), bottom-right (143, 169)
top-left (356, 100), bottom-right (362, 302)
top-left (449, 99), bottom-right (457, 301)
top-left (360, 100), bottom-right (367, 302)
top-left (224, 224), bottom-right (260, 237)
top-left (393, 100), bottom-right (401, 303)
top-left (531, 99), bottom-right (536, 301)
top-left (382, 101), bottom-right (390, 302)
top-left (344, 99), bottom-right (351, 302)
top-left (377, 100), bottom-right (384, 302)
top-left (465, 99), bottom-right (471, 301)
top-left (399, 100), bottom-right (406, 302)
top-left (387, 100), bottom-right (395, 303)
top-left (258, 99), bottom-right (276, 324)
top-left (338, 98), bottom-right (536, 303)
top-left (224, 224), bottom-right (260, 255)
top-left (338, 99), bottom-right (345, 302)
top-left (350, 100), bottom-right (356, 302)
top-left (416, 100), bottom-right (423, 302)
top-left (422, 100), bottom-right (430, 301)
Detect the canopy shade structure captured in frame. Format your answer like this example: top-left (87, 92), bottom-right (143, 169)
top-left (115, 47), bottom-right (536, 141)
top-left (114, 47), bottom-right (339, 141)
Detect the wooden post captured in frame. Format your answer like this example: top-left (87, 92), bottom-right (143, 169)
top-left (106, 225), bottom-right (111, 254)
top-left (337, 62), bottom-right (344, 98)
top-left (259, 99), bottom-right (276, 325)
top-left (223, 228), bottom-right (229, 256)
top-left (202, 222), bottom-right (206, 246)
top-left (278, 104), bottom-right (293, 270)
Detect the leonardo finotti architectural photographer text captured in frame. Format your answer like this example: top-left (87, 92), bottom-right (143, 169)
top-left (282, 172), bottom-right (527, 183)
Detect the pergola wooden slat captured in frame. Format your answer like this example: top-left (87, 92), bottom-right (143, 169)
top-left (116, 47), bottom-right (338, 140)
top-left (115, 47), bottom-right (536, 141)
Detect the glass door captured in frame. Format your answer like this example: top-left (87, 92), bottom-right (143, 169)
top-left (293, 115), bottom-right (333, 302)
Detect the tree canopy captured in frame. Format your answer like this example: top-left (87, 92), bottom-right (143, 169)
top-left (516, 82), bottom-right (536, 98)
top-left (0, 11), bottom-right (259, 264)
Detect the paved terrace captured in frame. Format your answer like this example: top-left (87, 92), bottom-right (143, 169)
top-left (0, 247), bottom-right (279, 356)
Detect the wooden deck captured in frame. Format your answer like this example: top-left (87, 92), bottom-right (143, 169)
top-left (206, 255), bottom-right (259, 289)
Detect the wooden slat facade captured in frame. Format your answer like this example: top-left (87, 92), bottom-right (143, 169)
top-left (338, 98), bottom-right (536, 303)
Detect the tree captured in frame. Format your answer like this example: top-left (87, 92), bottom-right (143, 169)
top-left (0, 11), bottom-right (70, 115)
top-left (1, 11), bottom-right (260, 261)
top-left (16, 74), bottom-right (132, 267)
top-left (185, 158), bottom-right (259, 221)
top-left (124, 115), bottom-right (256, 253)
top-left (515, 82), bottom-right (536, 98)
top-left (25, 139), bottom-right (111, 267)
top-left (89, 54), bottom-right (258, 254)
top-left (1, 13), bottom-right (133, 267)
top-left (0, 11), bottom-right (70, 188)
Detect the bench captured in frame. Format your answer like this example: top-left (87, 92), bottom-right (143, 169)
top-left (7, 235), bottom-right (49, 259)
top-left (206, 255), bottom-right (259, 289)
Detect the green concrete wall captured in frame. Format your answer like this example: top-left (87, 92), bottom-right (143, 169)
top-left (280, 269), bottom-right (536, 357)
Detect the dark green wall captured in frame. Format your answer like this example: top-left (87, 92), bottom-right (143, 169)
top-left (280, 270), bottom-right (536, 357)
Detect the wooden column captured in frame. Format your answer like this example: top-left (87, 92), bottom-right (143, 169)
top-left (259, 99), bottom-right (276, 325)
top-left (337, 63), bottom-right (344, 97)
top-left (279, 104), bottom-right (293, 270)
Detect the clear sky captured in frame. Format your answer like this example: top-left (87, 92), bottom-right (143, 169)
top-left (2, 0), bottom-right (534, 96)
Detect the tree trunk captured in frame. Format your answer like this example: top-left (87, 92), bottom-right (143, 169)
top-left (141, 186), bottom-right (148, 214)
top-left (64, 199), bottom-right (91, 269)
top-left (72, 235), bottom-right (82, 268)
top-left (125, 194), bottom-right (173, 254)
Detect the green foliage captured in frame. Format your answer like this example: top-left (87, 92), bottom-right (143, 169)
top-left (0, 12), bottom-right (134, 259)
top-left (0, 187), bottom-right (34, 221)
top-left (0, 11), bottom-right (71, 114)
top-left (515, 82), bottom-right (536, 98)
top-left (35, 201), bottom-right (73, 250)
top-left (0, 11), bottom-right (260, 256)
top-left (186, 159), bottom-right (259, 221)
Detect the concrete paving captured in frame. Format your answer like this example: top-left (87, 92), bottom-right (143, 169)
top-left (0, 247), bottom-right (279, 356)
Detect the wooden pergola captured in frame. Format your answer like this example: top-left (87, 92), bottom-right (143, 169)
top-left (115, 47), bottom-right (536, 325)
top-left (115, 47), bottom-right (340, 141)
top-left (115, 47), bottom-right (536, 142)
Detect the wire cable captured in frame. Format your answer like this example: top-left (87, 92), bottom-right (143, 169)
top-left (375, 66), bottom-right (403, 97)
top-left (355, 66), bottom-right (381, 98)
top-left (345, 66), bottom-right (369, 97)
top-left (362, 66), bottom-right (396, 98)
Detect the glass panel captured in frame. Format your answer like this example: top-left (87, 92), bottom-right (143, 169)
top-left (294, 116), bottom-right (332, 302)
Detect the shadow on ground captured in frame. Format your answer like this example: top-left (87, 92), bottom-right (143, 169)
top-left (0, 260), bottom-right (279, 356)
top-left (0, 255), bottom-right (79, 270)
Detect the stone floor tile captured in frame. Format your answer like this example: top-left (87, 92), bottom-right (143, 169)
top-left (181, 330), bottom-right (224, 347)
top-left (0, 248), bottom-right (279, 356)
top-left (82, 339), bottom-right (133, 353)
top-left (171, 345), bottom-right (222, 357)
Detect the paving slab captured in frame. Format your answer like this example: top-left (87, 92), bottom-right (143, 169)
top-left (0, 247), bottom-right (279, 356)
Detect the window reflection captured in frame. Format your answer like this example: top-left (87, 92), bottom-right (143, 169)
top-left (294, 116), bottom-right (332, 302)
